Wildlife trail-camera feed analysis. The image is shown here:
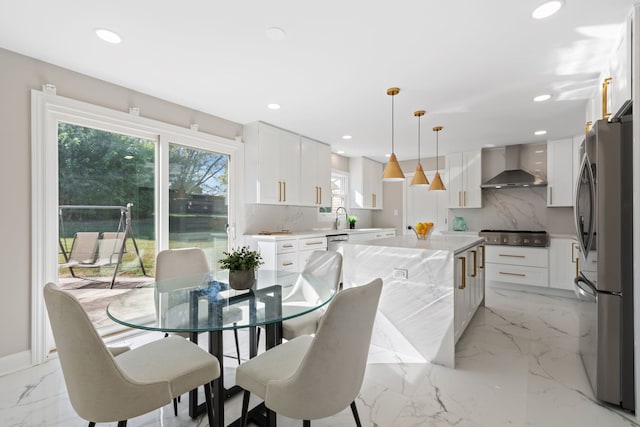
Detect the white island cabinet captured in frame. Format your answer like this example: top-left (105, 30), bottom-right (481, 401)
top-left (343, 234), bottom-right (485, 368)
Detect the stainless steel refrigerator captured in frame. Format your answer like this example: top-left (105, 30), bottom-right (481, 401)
top-left (574, 114), bottom-right (634, 411)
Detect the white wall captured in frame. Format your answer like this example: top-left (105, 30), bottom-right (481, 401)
top-left (0, 47), bottom-right (242, 360)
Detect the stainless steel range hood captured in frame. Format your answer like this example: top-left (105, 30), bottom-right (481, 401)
top-left (481, 145), bottom-right (547, 189)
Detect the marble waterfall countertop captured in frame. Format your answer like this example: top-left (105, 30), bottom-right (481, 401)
top-left (347, 234), bottom-right (484, 253)
top-left (343, 234), bottom-right (485, 368)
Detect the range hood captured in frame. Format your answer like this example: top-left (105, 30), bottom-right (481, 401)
top-left (481, 145), bottom-right (547, 189)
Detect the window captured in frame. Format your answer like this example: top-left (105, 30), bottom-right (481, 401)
top-left (330, 171), bottom-right (349, 213)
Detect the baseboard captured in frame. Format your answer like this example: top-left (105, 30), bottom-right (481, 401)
top-left (0, 350), bottom-right (32, 376)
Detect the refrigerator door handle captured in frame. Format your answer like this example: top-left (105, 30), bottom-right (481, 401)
top-left (574, 275), bottom-right (597, 300)
top-left (574, 153), bottom-right (596, 258)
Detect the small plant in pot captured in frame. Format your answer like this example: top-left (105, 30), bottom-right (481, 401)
top-left (348, 215), bottom-right (358, 229)
top-left (218, 246), bottom-right (264, 290)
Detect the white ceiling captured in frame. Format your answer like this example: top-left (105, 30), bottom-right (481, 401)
top-left (0, 1), bottom-right (635, 162)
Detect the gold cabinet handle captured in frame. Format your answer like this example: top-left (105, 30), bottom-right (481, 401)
top-left (549, 186), bottom-right (553, 205)
top-left (479, 245), bottom-right (485, 269)
top-left (499, 271), bottom-right (526, 277)
top-left (278, 181), bottom-right (282, 202)
top-left (305, 241), bottom-right (325, 246)
top-left (282, 244), bottom-right (294, 248)
top-left (283, 181), bottom-right (286, 202)
top-left (458, 191), bottom-right (462, 207)
top-left (457, 256), bottom-right (467, 289)
top-left (499, 254), bottom-right (525, 258)
top-left (282, 261), bottom-right (294, 267)
top-left (470, 250), bottom-right (477, 278)
top-left (464, 191), bottom-right (467, 207)
top-left (602, 77), bottom-right (612, 119)
top-left (575, 257), bottom-right (580, 279)
top-left (315, 186), bottom-right (319, 204)
top-left (585, 121), bottom-right (592, 136)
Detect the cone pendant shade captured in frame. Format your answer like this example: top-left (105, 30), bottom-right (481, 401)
top-left (383, 153), bottom-right (405, 181)
top-left (429, 171), bottom-right (446, 190)
top-left (410, 163), bottom-right (429, 186)
top-left (429, 125), bottom-right (446, 191)
top-left (410, 110), bottom-right (429, 187)
top-left (382, 87), bottom-right (405, 181)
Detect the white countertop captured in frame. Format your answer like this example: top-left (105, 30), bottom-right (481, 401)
top-left (245, 228), bottom-right (396, 240)
top-left (346, 234), bottom-right (485, 253)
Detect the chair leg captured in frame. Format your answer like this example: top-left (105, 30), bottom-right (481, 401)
top-left (88, 423), bottom-right (95, 427)
top-left (234, 327), bottom-right (241, 364)
top-left (173, 397), bottom-right (178, 416)
top-left (303, 420), bottom-right (311, 427)
top-left (117, 421), bottom-right (127, 427)
top-left (266, 407), bottom-right (277, 427)
top-left (256, 326), bottom-right (261, 350)
top-left (204, 382), bottom-right (215, 427)
top-left (350, 401), bottom-right (362, 427)
top-left (240, 390), bottom-right (250, 427)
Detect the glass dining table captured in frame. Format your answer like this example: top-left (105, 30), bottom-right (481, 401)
top-left (107, 270), bottom-right (337, 427)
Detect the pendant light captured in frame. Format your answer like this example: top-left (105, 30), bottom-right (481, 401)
top-left (429, 126), bottom-right (446, 191)
top-left (410, 110), bottom-right (429, 186)
top-left (382, 87), bottom-right (406, 181)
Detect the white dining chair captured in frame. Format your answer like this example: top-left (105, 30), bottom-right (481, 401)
top-left (236, 277), bottom-right (383, 427)
top-left (156, 247), bottom-right (242, 362)
top-left (43, 282), bottom-right (219, 427)
top-left (256, 250), bottom-right (342, 348)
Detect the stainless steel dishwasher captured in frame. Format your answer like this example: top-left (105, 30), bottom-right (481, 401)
top-left (326, 233), bottom-right (349, 254)
top-left (326, 233), bottom-right (348, 287)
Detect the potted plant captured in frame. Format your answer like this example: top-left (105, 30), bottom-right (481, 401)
top-left (348, 215), bottom-right (358, 229)
top-left (218, 246), bottom-right (264, 290)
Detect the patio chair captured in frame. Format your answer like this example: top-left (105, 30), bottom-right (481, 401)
top-left (59, 232), bottom-right (100, 276)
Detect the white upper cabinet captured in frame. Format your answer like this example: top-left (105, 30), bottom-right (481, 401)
top-left (350, 157), bottom-right (383, 210)
top-left (608, 12), bottom-right (632, 118)
top-left (547, 138), bottom-right (574, 207)
top-left (245, 122), bottom-right (301, 205)
top-left (547, 135), bottom-right (583, 207)
top-left (300, 137), bottom-right (331, 207)
top-left (447, 150), bottom-right (482, 208)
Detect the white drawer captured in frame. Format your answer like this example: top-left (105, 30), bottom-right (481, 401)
top-left (486, 264), bottom-right (549, 287)
top-left (276, 239), bottom-right (298, 254)
top-left (276, 253), bottom-right (298, 271)
top-left (298, 236), bottom-right (327, 250)
top-left (485, 246), bottom-right (548, 268)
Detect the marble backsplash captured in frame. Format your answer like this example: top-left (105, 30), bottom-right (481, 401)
top-left (243, 204), bottom-right (374, 235)
top-left (449, 187), bottom-right (575, 234)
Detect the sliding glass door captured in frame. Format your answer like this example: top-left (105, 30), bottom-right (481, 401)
top-left (168, 143), bottom-right (229, 273)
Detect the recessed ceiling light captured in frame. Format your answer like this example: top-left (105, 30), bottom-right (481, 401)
top-left (533, 94), bottom-right (551, 102)
top-left (532, 1), bottom-right (563, 19)
top-left (385, 154), bottom-right (391, 158)
top-left (266, 27), bottom-right (286, 41)
top-left (336, 150), bottom-right (345, 154)
top-left (95, 28), bottom-right (122, 44)
top-left (267, 103), bottom-right (281, 110)
top-left (534, 130), bottom-right (547, 136)
top-left (484, 144), bottom-right (497, 148)
top-left (342, 135), bottom-right (352, 140)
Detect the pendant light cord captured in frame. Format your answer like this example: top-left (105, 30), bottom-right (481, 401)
top-left (418, 115), bottom-right (421, 164)
top-left (391, 93), bottom-right (395, 153)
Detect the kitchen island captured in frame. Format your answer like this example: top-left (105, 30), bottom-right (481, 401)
top-left (343, 234), bottom-right (485, 368)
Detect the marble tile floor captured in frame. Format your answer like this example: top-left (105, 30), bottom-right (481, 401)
top-left (2, 287), bottom-right (639, 427)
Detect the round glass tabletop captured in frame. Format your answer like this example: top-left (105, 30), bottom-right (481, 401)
top-left (107, 270), bottom-right (337, 333)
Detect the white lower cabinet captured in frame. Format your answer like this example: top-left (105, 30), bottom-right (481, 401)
top-left (549, 237), bottom-right (579, 291)
top-left (297, 236), bottom-right (329, 268)
top-left (485, 246), bottom-right (549, 288)
top-left (454, 243), bottom-right (485, 342)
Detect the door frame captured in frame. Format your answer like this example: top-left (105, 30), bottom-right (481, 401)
top-left (31, 89), bottom-right (244, 364)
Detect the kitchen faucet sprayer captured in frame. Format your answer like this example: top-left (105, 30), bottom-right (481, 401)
top-left (335, 206), bottom-right (348, 230)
